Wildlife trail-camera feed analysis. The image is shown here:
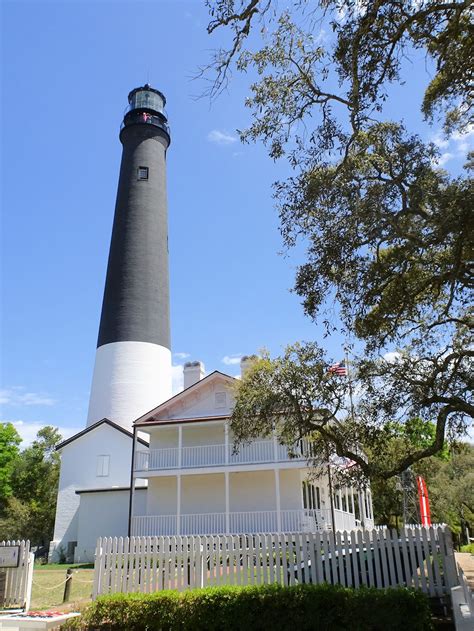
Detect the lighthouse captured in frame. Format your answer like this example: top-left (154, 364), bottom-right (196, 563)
top-left (87, 85), bottom-right (172, 429)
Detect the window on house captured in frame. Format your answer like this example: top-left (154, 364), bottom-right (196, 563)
top-left (96, 454), bottom-right (110, 477)
top-left (215, 392), bottom-right (227, 408)
top-left (137, 166), bottom-right (149, 180)
top-left (342, 490), bottom-right (347, 512)
top-left (302, 481), bottom-right (321, 510)
top-left (353, 493), bottom-right (360, 520)
top-left (334, 489), bottom-right (341, 510)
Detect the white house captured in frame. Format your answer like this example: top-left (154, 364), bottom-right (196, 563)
top-left (50, 360), bottom-right (373, 563)
top-left (50, 419), bottom-right (148, 563)
top-left (130, 362), bottom-right (374, 539)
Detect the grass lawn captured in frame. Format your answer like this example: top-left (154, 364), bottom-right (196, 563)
top-left (30, 566), bottom-right (94, 611)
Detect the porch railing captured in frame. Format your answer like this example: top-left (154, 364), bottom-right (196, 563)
top-left (134, 439), bottom-right (313, 472)
top-left (131, 509), bottom-right (334, 536)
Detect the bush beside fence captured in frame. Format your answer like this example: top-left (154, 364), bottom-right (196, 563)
top-left (64, 583), bottom-right (432, 631)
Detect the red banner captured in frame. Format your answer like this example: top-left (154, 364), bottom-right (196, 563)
top-left (416, 476), bottom-right (432, 526)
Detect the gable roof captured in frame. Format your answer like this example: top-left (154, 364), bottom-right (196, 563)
top-left (134, 370), bottom-right (236, 426)
top-left (55, 418), bottom-right (149, 450)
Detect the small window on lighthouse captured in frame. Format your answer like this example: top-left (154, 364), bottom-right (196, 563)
top-left (137, 166), bottom-right (149, 180)
top-left (96, 454), bottom-right (110, 477)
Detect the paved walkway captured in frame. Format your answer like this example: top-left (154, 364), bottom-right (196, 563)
top-left (455, 553), bottom-right (474, 589)
top-left (452, 553), bottom-right (474, 629)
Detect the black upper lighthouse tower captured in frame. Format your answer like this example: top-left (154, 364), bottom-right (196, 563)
top-left (87, 85), bottom-right (172, 429)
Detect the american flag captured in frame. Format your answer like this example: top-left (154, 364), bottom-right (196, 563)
top-left (328, 360), bottom-right (348, 376)
top-left (330, 455), bottom-right (357, 468)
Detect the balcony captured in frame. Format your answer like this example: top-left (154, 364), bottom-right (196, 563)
top-left (134, 440), bottom-right (312, 473)
top-left (120, 111), bottom-right (170, 137)
top-left (131, 509), bottom-right (334, 536)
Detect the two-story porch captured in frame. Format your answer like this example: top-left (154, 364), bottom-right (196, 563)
top-left (130, 418), bottom-right (373, 536)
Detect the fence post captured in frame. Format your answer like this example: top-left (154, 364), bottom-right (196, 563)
top-left (200, 542), bottom-right (205, 588)
top-left (0, 570), bottom-right (6, 607)
top-left (24, 553), bottom-right (34, 613)
top-left (63, 567), bottom-right (73, 603)
top-left (442, 527), bottom-right (459, 589)
top-left (93, 538), bottom-right (103, 599)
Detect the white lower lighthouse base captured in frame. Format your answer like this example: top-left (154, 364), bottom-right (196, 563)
top-left (87, 341), bottom-right (172, 430)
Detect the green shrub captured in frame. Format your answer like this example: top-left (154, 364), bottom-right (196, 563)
top-left (64, 583), bottom-right (432, 631)
top-left (460, 543), bottom-right (474, 554)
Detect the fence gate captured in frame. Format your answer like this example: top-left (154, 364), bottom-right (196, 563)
top-left (0, 541), bottom-right (34, 611)
top-left (93, 527), bottom-right (458, 598)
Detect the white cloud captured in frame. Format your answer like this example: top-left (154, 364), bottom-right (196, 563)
top-left (171, 352), bottom-right (194, 394)
top-left (383, 351), bottom-right (402, 363)
top-left (172, 364), bottom-right (184, 394)
top-left (432, 133), bottom-right (449, 149)
top-left (0, 387), bottom-right (56, 407)
top-left (466, 423), bottom-right (474, 444)
top-left (173, 352), bottom-right (190, 360)
top-left (335, 1), bottom-right (365, 22)
top-left (431, 124), bottom-right (474, 166)
top-left (451, 123), bottom-right (474, 142)
top-left (315, 28), bottom-right (327, 43)
top-left (207, 130), bottom-right (238, 146)
top-left (4, 420), bottom-right (81, 447)
top-left (438, 152), bottom-right (454, 166)
top-left (335, 5), bottom-right (347, 22)
top-left (222, 354), bottom-right (242, 366)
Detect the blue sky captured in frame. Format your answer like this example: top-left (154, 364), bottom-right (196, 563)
top-left (1, 1), bottom-right (472, 446)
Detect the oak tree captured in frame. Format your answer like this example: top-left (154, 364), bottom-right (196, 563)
top-left (206, 1), bottom-right (473, 477)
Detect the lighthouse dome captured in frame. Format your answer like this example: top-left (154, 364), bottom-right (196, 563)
top-left (127, 84), bottom-right (166, 116)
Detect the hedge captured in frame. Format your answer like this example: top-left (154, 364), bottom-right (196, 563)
top-left (64, 583), bottom-right (432, 631)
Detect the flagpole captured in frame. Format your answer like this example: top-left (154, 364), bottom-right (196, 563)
top-left (344, 346), bottom-right (356, 423)
top-left (326, 445), bottom-right (336, 532)
top-left (344, 345), bottom-right (365, 526)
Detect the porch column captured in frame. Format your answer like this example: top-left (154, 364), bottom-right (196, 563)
top-left (274, 469), bottom-right (281, 532)
top-left (327, 465), bottom-right (336, 532)
top-left (224, 422), bottom-right (229, 465)
top-left (178, 425), bottom-right (183, 469)
top-left (350, 487), bottom-right (355, 513)
top-left (359, 489), bottom-right (366, 526)
top-left (225, 472), bottom-right (230, 534)
top-left (177, 475), bottom-right (181, 535)
top-left (128, 426), bottom-right (139, 536)
top-left (273, 431), bottom-right (278, 462)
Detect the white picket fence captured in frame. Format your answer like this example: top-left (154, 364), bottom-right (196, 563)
top-left (0, 541), bottom-right (34, 611)
top-left (93, 526), bottom-right (458, 599)
top-left (404, 523), bottom-right (446, 530)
